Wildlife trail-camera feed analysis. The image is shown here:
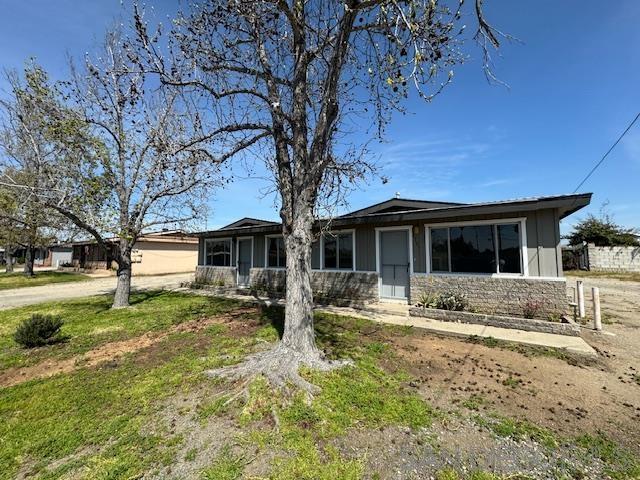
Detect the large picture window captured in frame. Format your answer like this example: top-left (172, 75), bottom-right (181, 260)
top-left (205, 239), bottom-right (232, 266)
top-left (267, 236), bottom-right (286, 268)
top-left (429, 222), bottom-right (523, 275)
top-left (323, 232), bottom-right (354, 270)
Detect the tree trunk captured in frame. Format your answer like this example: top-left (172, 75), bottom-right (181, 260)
top-left (112, 243), bottom-right (132, 309)
top-left (5, 246), bottom-right (14, 273)
top-left (281, 213), bottom-right (320, 359)
top-left (23, 245), bottom-right (35, 277)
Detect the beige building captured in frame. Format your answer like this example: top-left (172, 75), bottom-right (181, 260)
top-left (71, 231), bottom-right (198, 275)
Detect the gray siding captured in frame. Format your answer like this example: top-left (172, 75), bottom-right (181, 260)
top-left (355, 225), bottom-right (376, 271)
top-left (198, 208), bottom-right (563, 278)
top-left (253, 234), bottom-right (265, 267)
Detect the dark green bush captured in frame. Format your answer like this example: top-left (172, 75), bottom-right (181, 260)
top-left (14, 314), bottom-right (64, 348)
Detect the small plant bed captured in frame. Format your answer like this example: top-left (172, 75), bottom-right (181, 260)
top-left (409, 306), bottom-right (581, 336)
top-left (0, 271), bottom-right (91, 290)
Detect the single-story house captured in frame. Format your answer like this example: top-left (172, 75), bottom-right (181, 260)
top-left (194, 193), bottom-right (591, 317)
top-left (71, 230), bottom-right (198, 275)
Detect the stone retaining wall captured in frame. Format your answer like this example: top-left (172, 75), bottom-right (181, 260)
top-left (195, 266), bottom-right (237, 287)
top-left (410, 274), bottom-right (567, 319)
top-left (409, 306), bottom-right (580, 336)
top-left (249, 268), bottom-right (379, 306)
top-left (587, 244), bottom-right (640, 273)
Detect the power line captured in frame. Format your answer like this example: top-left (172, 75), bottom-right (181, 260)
top-left (572, 111), bottom-right (640, 193)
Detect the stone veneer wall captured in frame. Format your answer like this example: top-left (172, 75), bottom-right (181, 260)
top-left (587, 244), bottom-right (640, 273)
top-left (249, 268), bottom-right (379, 305)
top-left (410, 274), bottom-right (567, 318)
top-left (195, 266), bottom-right (237, 287)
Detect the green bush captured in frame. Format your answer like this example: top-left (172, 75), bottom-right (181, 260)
top-left (14, 314), bottom-right (64, 348)
top-left (435, 291), bottom-right (468, 311)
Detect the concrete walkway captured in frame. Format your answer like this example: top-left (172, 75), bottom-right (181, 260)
top-left (204, 291), bottom-right (597, 356)
top-left (0, 272), bottom-right (194, 310)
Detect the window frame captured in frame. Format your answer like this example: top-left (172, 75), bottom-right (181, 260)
top-left (264, 235), bottom-right (286, 269)
top-left (424, 218), bottom-right (529, 277)
top-left (204, 237), bottom-right (233, 267)
top-left (320, 229), bottom-right (356, 271)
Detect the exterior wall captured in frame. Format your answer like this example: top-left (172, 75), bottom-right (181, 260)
top-left (410, 273), bottom-right (567, 318)
top-left (348, 209), bottom-right (563, 277)
top-left (132, 241), bottom-right (198, 275)
top-left (586, 244), bottom-right (640, 272)
top-left (50, 248), bottom-right (73, 267)
top-left (195, 265), bottom-right (237, 287)
top-left (249, 268), bottom-right (379, 304)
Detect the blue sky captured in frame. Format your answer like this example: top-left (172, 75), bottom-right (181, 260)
top-left (1, 1), bottom-right (639, 235)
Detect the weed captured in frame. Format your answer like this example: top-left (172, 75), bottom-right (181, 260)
top-left (575, 433), bottom-right (640, 480)
top-left (501, 376), bottom-right (522, 389)
top-left (201, 445), bottom-right (245, 480)
top-left (461, 394), bottom-right (487, 411)
top-left (475, 415), bottom-right (558, 450)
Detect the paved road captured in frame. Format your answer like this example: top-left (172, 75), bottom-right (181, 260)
top-left (0, 272), bottom-right (194, 310)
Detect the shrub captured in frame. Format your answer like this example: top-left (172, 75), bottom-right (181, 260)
top-left (435, 291), bottom-right (468, 311)
top-left (14, 314), bottom-right (64, 348)
top-left (522, 298), bottom-right (543, 319)
top-left (416, 290), bottom-right (438, 308)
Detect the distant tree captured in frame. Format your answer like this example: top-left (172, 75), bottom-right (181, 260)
top-left (0, 32), bottom-right (220, 306)
top-left (0, 70), bottom-right (75, 276)
top-left (134, 0), bottom-right (506, 391)
top-left (566, 211), bottom-right (639, 247)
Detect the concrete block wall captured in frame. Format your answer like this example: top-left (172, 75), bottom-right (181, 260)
top-left (410, 274), bottom-right (567, 318)
top-left (195, 266), bottom-right (237, 287)
top-left (587, 244), bottom-right (640, 272)
top-left (249, 268), bottom-right (379, 305)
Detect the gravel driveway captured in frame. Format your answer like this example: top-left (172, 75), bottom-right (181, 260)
top-left (0, 272), bottom-right (194, 310)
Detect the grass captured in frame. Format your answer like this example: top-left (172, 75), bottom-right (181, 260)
top-left (565, 269), bottom-right (640, 283)
top-left (0, 293), bottom-right (637, 479)
top-left (0, 271), bottom-right (91, 290)
top-left (0, 290), bottom-right (242, 370)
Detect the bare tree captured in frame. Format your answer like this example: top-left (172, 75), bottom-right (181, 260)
top-left (133, 0), bottom-right (503, 391)
top-left (1, 31), bottom-right (221, 307)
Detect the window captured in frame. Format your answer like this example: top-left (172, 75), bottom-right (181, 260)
top-left (323, 232), bottom-right (354, 270)
top-left (267, 236), bottom-right (286, 268)
top-left (428, 222), bottom-right (523, 275)
top-left (205, 239), bottom-right (231, 266)
top-left (430, 228), bottom-right (449, 272)
top-left (450, 225), bottom-right (496, 273)
top-left (497, 223), bottom-right (521, 273)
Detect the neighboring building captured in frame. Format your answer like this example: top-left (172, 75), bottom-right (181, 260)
top-left (194, 193), bottom-right (591, 317)
top-left (71, 231), bottom-right (198, 275)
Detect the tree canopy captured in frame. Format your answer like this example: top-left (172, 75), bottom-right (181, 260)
top-left (566, 212), bottom-right (639, 247)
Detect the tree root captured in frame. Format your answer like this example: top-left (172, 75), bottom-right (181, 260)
top-left (205, 343), bottom-right (352, 397)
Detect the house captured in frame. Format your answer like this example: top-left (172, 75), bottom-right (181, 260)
top-left (71, 230), bottom-right (198, 275)
top-left (194, 193), bottom-right (591, 317)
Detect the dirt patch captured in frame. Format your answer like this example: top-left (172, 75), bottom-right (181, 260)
top-left (380, 328), bottom-right (640, 455)
top-left (0, 307), bottom-right (261, 388)
top-left (336, 421), bottom-right (608, 480)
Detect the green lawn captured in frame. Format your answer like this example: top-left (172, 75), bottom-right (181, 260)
top-left (0, 292), bottom-right (637, 479)
top-left (0, 271), bottom-right (91, 291)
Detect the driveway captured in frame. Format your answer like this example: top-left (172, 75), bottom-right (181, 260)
top-left (0, 272), bottom-right (194, 310)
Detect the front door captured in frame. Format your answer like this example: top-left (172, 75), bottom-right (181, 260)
top-left (379, 230), bottom-right (410, 299)
top-left (237, 239), bottom-right (252, 287)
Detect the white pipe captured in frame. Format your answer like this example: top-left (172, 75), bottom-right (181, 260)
top-left (592, 287), bottom-right (602, 331)
top-left (577, 280), bottom-right (585, 319)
